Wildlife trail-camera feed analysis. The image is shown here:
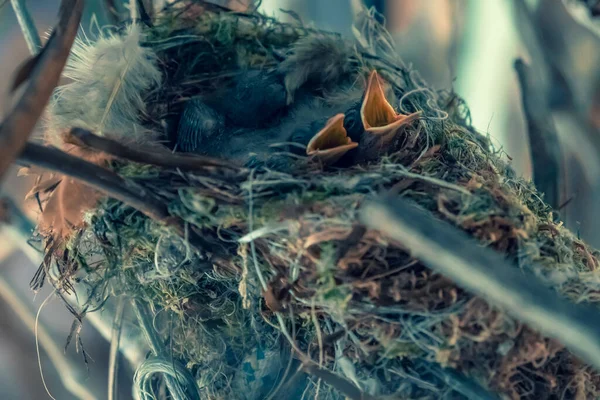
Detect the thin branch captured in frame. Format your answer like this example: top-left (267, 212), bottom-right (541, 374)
top-left (19, 142), bottom-right (171, 222)
top-left (108, 297), bottom-right (125, 400)
top-left (18, 142), bottom-right (222, 254)
top-left (0, 276), bottom-right (96, 400)
top-left (67, 127), bottom-right (239, 170)
top-left (360, 198), bottom-right (600, 372)
top-left (0, 0), bottom-right (83, 183)
top-left (10, 0), bottom-right (42, 54)
top-left (302, 364), bottom-right (376, 400)
top-left (131, 299), bottom-right (198, 400)
top-left (514, 58), bottom-right (562, 210)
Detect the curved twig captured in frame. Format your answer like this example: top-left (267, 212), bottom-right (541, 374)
top-left (0, 0), bottom-right (83, 182)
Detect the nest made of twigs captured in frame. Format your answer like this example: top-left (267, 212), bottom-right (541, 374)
top-left (30, 3), bottom-right (600, 400)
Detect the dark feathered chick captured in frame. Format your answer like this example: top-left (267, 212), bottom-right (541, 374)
top-left (176, 34), bottom-right (420, 169)
top-left (204, 70), bottom-right (287, 128)
top-left (176, 70), bottom-right (421, 168)
top-left (293, 71), bottom-right (422, 165)
top-left (176, 99), bottom-right (225, 152)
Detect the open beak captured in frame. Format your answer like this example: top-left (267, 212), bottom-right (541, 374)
top-left (306, 113), bottom-right (358, 165)
top-left (360, 70), bottom-right (421, 151)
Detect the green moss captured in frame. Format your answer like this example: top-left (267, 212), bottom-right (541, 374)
top-left (38, 4), bottom-right (600, 400)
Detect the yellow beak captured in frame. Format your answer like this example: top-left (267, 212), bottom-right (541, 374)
top-left (306, 113), bottom-right (358, 165)
top-left (360, 70), bottom-right (421, 151)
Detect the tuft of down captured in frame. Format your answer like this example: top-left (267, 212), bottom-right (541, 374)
top-left (277, 35), bottom-right (354, 103)
top-left (45, 24), bottom-right (162, 145)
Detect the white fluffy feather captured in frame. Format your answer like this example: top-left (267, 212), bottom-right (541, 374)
top-left (46, 25), bottom-right (162, 144)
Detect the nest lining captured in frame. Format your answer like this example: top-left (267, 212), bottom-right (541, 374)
top-left (34, 4), bottom-right (600, 400)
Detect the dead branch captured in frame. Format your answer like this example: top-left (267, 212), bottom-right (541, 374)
top-left (67, 127), bottom-right (240, 170)
top-left (514, 58), bottom-right (562, 210)
top-left (0, 0), bottom-right (83, 183)
top-left (361, 197), bottom-right (600, 372)
top-left (17, 142), bottom-right (224, 256)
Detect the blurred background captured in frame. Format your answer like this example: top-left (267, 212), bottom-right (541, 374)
top-left (0, 0), bottom-right (598, 398)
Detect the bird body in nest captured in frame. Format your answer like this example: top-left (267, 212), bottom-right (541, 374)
top-left (176, 68), bottom-right (421, 169)
top-left (174, 34), bottom-right (420, 169)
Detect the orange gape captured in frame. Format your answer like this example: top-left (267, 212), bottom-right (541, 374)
top-left (360, 70), bottom-right (421, 150)
top-left (305, 70), bottom-right (421, 165)
top-left (306, 114), bottom-right (359, 165)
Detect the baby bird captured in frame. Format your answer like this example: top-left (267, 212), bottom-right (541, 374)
top-left (175, 34), bottom-right (420, 168)
top-left (204, 70), bottom-right (288, 129)
top-left (176, 99), bottom-right (225, 152)
top-left (176, 70), bottom-right (420, 168)
top-left (283, 71), bottom-right (422, 164)
top-left (287, 71), bottom-right (421, 166)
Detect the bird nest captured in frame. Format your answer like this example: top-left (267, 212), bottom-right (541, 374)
top-left (28, 2), bottom-right (600, 399)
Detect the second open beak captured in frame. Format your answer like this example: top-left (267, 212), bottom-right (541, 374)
top-left (306, 114), bottom-right (358, 165)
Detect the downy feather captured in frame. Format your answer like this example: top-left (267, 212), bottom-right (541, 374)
top-left (277, 35), bottom-right (354, 103)
top-left (45, 24), bottom-right (162, 145)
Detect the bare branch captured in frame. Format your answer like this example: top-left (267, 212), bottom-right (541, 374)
top-left (361, 197), bottom-right (600, 372)
top-left (17, 143), bottom-right (225, 256)
top-left (10, 0), bottom-right (42, 54)
top-left (19, 142), bottom-right (171, 222)
top-left (67, 127), bottom-right (239, 170)
top-left (0, 0), bottom-right (83, 183)
top-left (514, 58), bottom-right (562, 210)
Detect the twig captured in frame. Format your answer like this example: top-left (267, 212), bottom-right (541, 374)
top-left (514, 58), bottom-right (562, 210)
top-left (360, 197), bottom-right (600, 372)
top-left (10, 0), bottom-right (42, 54)
top-left (0, 277), bottom-right (97, 400)
top-left (108, 297), bottom-right (125, 400)
top-left (0, 0), bottom-right (83, 183)
top-left (418, 359), bottom-right (500, 400)
top-left (302, 364), bottom-right (376, 400)
top-left (18, 142), bottom-right (225, 255)
top-left (131, 299), bottom-right (199, 400)
top-left (68, 127), bottom-right (239, 170)
top-left (19, 142), bottom-right (171, 221)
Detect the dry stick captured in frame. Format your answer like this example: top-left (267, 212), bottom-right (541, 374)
top-left (10, 0), bottom-right (42, 54)
top-left (20, 142), bottom-right (170, 221)
top-left (514, 58), bottom-right (562, 210)
top-left (302, 364), bottom-right (376, 400)
top-left (131, 299), bottom-right (198, 400)
top-left (68, 127), bottom-right (239, 170)
top-left (361, 198), bottom-right (600, 372)
top-left (108, 298), bottom-right (125, 400)
top-left (17, 143), bottom-right (218, 253)
top-left (0, 0), bottom-right (83, 183)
